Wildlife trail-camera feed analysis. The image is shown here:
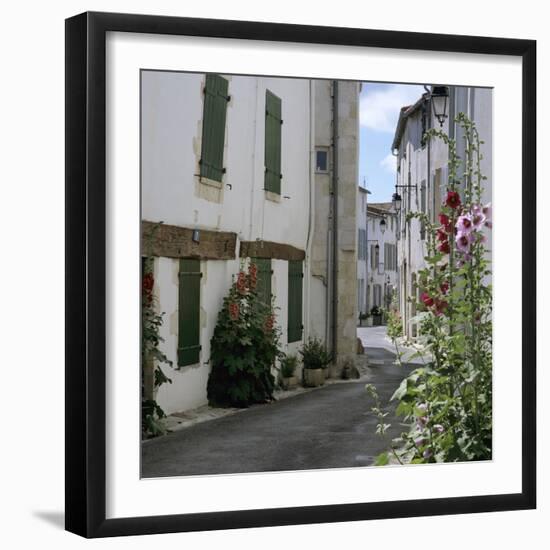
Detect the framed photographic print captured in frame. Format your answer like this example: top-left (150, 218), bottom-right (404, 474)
top-left (65, 11), bottom-right (536, 538)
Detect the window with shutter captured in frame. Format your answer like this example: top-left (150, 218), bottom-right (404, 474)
top-left (287, 260), bottom-right (303, 343)
top-left (178, 259), bottom-right (202, 367)
top-left (253, 258), bottom-right (272, 307)
top-left (265, 90), bottom-right (282, 195)
top-left (200, 74), bottom-right (229, 183)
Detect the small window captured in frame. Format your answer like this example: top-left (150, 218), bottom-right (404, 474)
top-left (315, 149), bottom-right (328, 173)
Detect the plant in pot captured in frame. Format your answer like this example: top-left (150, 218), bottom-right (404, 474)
top-left (300, 337), bottom-right (331, 387)
top-left (370, 305), bottom-right (382, 326)
top-left (279, 354), bottom-right (299, 390)
top-left (358, 311), bottom-right (369, 327)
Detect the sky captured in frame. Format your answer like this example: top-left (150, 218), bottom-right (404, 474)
top-left (359, 82), bottom-right (426, 203)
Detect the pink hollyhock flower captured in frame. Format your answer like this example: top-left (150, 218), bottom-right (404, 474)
top-left (456, 232), bottom-right (473, 253)
top-left (445, 191), bottom-right (461, 209)
top-left (415, 437), bottom-right (425, 447)
top-left (456, 214), bottom-right (474, 234)
top-left (471, 211), bottom-right (486, 230)
top-left (433, 424), bottom-right (445, 433)
top-left (423, 449), bottom-right (433, 459)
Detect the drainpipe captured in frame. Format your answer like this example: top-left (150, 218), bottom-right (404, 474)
top-left (331, 81), bottom-right (339, 359)
top-left (304, 80), bottom-right (315, 342)
top-left (424, 86), bottom-right (434, 224)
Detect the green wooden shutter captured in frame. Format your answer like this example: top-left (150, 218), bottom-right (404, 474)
top-left (178, 259), bottom-right (201, 367)
top-left (287, 260), bottom-right (303, 343)
top-left (200, 74), bottom-right (229, 182)
top-left (253, 258), bottom-right (272, 306)
top-left (264, 90), bottom-right (282, 195)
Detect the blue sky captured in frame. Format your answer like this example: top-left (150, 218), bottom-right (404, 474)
top-left (359, 82), bottom-right (426, 203)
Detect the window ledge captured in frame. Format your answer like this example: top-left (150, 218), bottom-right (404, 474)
top-left (265, 190), bottom-right (281, 203)
top-left (199, 176), bottom-right (223, 189)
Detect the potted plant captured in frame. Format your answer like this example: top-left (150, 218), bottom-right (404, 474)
top-left (279, 354), bottom-right (299, 390)
top-left (300, 337), bottom-right (331, 387)
top-left (370, 305), bottom-right (382, 326)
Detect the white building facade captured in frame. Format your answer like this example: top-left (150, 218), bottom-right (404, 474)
top-left (142, 72), bottom-right (360, 414)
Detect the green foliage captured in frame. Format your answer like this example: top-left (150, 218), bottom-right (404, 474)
top-left (376, 115), bottom-right (493, 465)
top-left (386, 290), bottom-right (403, 340)
top-left (207, 262), bottom-right (282, 407)
top-left (141, 249), bottom-right (173, 439)
top-left (300, 337), bottom-right (331, 370)
top-left (280, 354), bottom-right (298, 378)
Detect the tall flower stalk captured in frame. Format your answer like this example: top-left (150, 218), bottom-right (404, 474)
top-left (377, 115), bottom-right (492, 464)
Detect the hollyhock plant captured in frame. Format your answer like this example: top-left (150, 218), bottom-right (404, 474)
top-left (372, 115), bottom-right (492, 467)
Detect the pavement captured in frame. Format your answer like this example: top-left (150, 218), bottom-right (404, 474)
top-left (142, 330), bottom-right (416, 478)
top-left (358, 325), bottom-right (428, 365)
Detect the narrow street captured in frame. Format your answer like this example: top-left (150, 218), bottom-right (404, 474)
top-left (142, 328), bottom-right (415, 478)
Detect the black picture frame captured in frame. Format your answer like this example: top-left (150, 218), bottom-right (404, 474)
top-left (65, 11), bottom-right (536, 538)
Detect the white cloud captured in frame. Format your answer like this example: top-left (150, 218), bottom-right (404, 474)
top-left (360, 84), bottom-right (426, 133)
top-left (380, 153), bottom-right (396, 173)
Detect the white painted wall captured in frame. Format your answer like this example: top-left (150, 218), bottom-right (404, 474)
top-left (357, 187), bottom-right (368, 315)
top-left (142, 71), bottom-right (312, 413)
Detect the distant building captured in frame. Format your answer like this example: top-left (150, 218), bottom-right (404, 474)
top-left (392, 86), bottom-right (492, 337)
top-left (365, 203), bottom-right (398, 314)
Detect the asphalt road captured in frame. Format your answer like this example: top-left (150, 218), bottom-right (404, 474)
top-left (142, 347), bottom-right (414, 478)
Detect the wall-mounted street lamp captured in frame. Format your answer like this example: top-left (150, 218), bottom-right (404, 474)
top-left (392, 192), bottom-right (402, 213)
top-left (431, 85), bottom-right (450, 127)
top-left (379, 218), bottom-right (386, 234)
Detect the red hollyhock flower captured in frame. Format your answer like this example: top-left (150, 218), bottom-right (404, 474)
top-left (264, 314), bottom-right (274, 333)
top-left (142, 272), bottom-right (154, 293)
top-left (229, 302), bottom-right (240, 320)
top-left (440, 281), bottom-right (449, 294)
top-left (438, 213), bottom-right (450, 227)
top-left (445, 191), bottom-right (461, 209)
top-left (434, 299), bottom-right (448, 316)
top-left (236, 271), bottom-right (247, 294)
top-left (438, 240), bottom-right (450, 254)
top-left (421, 292), bottom-right (434, 308)
top-left (436, 228), bottom-right (448, 242)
